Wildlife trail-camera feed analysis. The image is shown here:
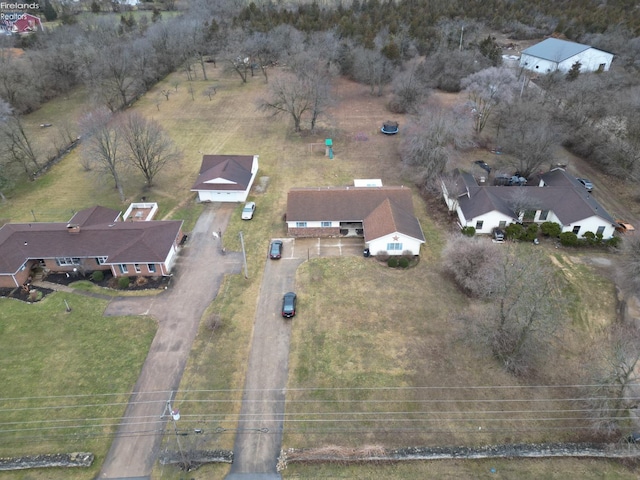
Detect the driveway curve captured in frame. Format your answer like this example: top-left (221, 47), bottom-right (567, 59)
top-left (99, 203), bottom-right (242, 480)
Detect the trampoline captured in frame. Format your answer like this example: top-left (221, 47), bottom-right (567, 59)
top-left (381, 121), bottom-right (399, 135)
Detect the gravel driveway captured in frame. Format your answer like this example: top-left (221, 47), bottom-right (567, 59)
top-left (99, 203), bottom-right (242, 479)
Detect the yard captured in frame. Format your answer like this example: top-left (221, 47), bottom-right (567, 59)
top-left (1, 61), bottom-right (638, 479)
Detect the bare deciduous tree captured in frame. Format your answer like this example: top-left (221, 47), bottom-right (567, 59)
top-left (442, 235), bottom-right (499, 297)
top-left (79, 108), bottom-right (126, 202)
top-left (586, 323), bottom-right (640, 436)
top-left (351, 47), bottom-right (395, 96)
top-left (0, 112), bottom-right (41, 175)
top-left (401, 105), bottom-right (474, 189)
top-left (462, 66), bottom-right (519, 134)
top-left (390, 62), bottom-right (430, 114)
top-left (120, 112), bottom-right (181, 187)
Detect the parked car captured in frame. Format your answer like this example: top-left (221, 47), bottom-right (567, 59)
top-left (577, 178), bottom-right (593, 192)
top-left (615, 220), bottom-right (635, 234)
top-left (269, 240), bottom-right (283, 259)
top-left (474, 160), bottom-right (491, 173)
top-left (493, 228), bottom-right (505, 242)
top-left (241, 201), bottom-right (256, 220)
top-left (282, 292), bottom-right (297, 318)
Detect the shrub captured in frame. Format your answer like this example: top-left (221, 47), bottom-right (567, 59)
top-left (118, 276), bottom-right (130, 289)
top-left (398, 257), bottom-right (409, 268)
top-left (522, 223), bottom-right (539, 242)
top-left (606, 236), bottom-right (621, 248)
top-left (91, 270), bottom-right (104, 282)
top-left (559, 231), bottom-right (579, 246)
top-left (376, 251), bottom-right (390, 262)
top-left (540, 222), bottom-right (562, 237)
top-left (505, 223), bottom-right (524, 240)
top-left (582, 231), bottom-right (596, 245)
top-left (388, 257), bottom-right (399, 268)
top-left (461, 226), bottom-right (475, 237)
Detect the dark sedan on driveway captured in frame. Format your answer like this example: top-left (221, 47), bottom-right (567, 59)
top-left (269, 240), bottom-right (283, 259)
top-left (282, 292), bottom-right (297, 318)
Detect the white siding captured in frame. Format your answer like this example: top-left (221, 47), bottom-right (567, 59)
top-left (367, 232), bottom-right (422, 256)
top-left (520, 48), bottom-right (613, 74)
top-left (560, 215), bottom-right (615, 239)
top-left (198, 190), bottom-right (247, 203)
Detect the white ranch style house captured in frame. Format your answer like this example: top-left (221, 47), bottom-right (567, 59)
top-left (442, 167), bottom-right (617, 239)
top-left (286, 186), bottom-right (425, 256)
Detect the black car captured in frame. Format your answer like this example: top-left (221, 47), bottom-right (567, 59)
top-left (474, 160), bottom-right (491, 173)
top-left (282, 292), bottom-right (297, 318)
top-left (269, 240), bottom-right (283, 259)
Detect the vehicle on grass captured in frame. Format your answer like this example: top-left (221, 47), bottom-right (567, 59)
top-left (241, 201), bottom-right (256, 220)
top-left (577, 178), bottom-right (593, 192)
top-left (269, 240), bottom-right (283, 259)
top-left (474, 160), bottom-right (491, 173)
top-left (493, 228), bottom-right (505, 242)
top-left (282, 292), bottom-right (297, 318)
top-left (615, 220), bottom-right (635, 234)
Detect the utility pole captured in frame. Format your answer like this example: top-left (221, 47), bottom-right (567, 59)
top-left (459, 26), bottom-right (464, 51)
top-left (164, 399), bottom-right (188, 469)
top-left (239, 231), bottom-right (248, 279)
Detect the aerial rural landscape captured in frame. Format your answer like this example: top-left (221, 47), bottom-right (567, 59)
top-left (1, 0), bottom-right (640, 479)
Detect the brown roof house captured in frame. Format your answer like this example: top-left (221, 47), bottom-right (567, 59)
top-left (286, 185), bottom-right (425, 256)
top-left (441, 167), bottom-right (616, 238)
top-left (0, 204), bottom-right (183, 288)
top-left (191, 154), bottom-right (259, 203)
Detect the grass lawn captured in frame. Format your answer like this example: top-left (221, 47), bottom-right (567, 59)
top-left (0, 292), bottom-right (156, 479)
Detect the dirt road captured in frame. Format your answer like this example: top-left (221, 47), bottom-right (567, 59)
top-left (98, 203), bottom-right (242, 479)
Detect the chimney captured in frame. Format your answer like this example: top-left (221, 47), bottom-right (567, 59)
top-left (66, 224), bottom-right (81, 234)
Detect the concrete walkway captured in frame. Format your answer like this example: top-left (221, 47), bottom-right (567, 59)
top-left (98, 203), bottom-right (242, 479)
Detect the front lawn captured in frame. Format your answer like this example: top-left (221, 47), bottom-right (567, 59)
top-left (0, 292), bottom-right (156, 479)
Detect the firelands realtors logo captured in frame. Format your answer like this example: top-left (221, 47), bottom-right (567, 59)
top-left (0, 3), bottom-right (41, 33)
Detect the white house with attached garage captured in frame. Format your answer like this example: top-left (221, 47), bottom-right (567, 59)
top-left (519, 38), bottom-right (614, 74)
top-left (191, 154), bottom-right (259, 203)
top-left (286, 185), bottom-right (425, 256)
top-left (442, 167), bottom-right (617, 238)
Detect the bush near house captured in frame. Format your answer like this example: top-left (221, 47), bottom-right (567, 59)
top-left (91, 270), bottom-right (104, 282)
top-left (461, 226), bottom-right (475, 236)
top-left (559, 232), bottom-right (580, 246)
top-left (388, 257), bottom-right (399, 268)
top-left (541, 222), bottom-right (562, 237)
top-left (118, 276), bottom-right (130, 289)
top-left (398, 257), bottom-right (410, 268)
top-left (505, 223), bottom-right (524, 240)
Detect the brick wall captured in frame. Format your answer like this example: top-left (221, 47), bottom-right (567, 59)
top-left (288, 227), bottom-right (341, 238)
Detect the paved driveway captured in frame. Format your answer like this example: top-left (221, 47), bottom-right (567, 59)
top-left (227, 237), bottom-right (363, 478)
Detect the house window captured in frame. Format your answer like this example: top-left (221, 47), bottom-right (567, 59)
top-left (475, 220), bottom-right (484, 230)
top-left (148, 264), bottom-right (156, 273)
top-left (97, 256), bottom-right (108, 265)
top-left (296, 222), bottom-right (307, 228)
top-left (119, 264), bottom-right (128, 274)
top-left (596, 226), bottom-right (605, 236)
top-left (498, 221), bottom-right (507, 228)
top-left (539, 210), bottom-right (549, 221)
top-left (56, 257), bottom-right (80, 266)
top-left (134, 264), bottom-right (141, 273)
top-left (321, 221), bottom-right (332, 227)
top-left (572, 226), bottom-right (581, 235)
top-left (387, 242), bottom-right (403, 251)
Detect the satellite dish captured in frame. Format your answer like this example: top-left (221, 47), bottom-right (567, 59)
top-left (171, 409), bottom-right (180, 421)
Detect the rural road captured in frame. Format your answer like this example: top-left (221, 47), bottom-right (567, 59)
top-left (98, 202), bottom-right (242, 479)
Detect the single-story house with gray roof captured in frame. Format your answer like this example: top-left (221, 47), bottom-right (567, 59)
top-left (0, 205), bottom-right (183, 288)
top-left (519, 38), bottom-right (613, 74)
top-left (191, 154), bottom-right (259, 203)
top-left (442, 167), bottom-right (616, 239)
top-left (286, 186), bottom-right (425, 256)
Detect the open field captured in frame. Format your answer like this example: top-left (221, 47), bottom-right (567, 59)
top-left (1, 62), bottom-right (637, 479)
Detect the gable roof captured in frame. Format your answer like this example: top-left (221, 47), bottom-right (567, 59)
top-left (521, 38), bottom-right (591, 63)
top-left (0, 207), bottom-right (182, 275)
top-left (191, 155), bottom-right (255, 192)
top-left (69, 205), bottom-right (121, 226)
top-left (363, 198), bottom-right (425, 242)
top-left (287, 186), bottom-right (425, 241)
top-left (456, 169), bottom-right (615, 226)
